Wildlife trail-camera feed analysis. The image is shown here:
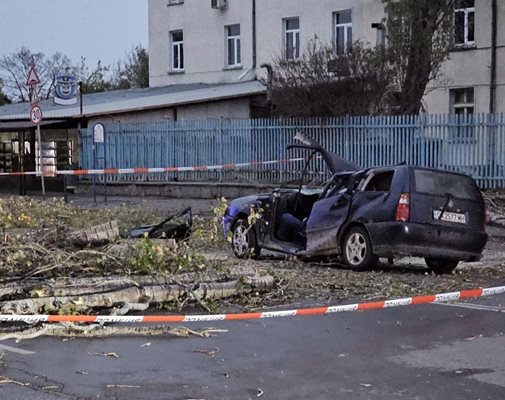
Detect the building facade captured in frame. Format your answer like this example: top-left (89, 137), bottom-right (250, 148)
top-left (425, 0), bottom-right (504, 115)
top-left (149, 0), bottom-right (505, 115)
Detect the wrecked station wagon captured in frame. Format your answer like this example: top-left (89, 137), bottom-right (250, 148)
top-left (222, 134), bottom-right (488, 274)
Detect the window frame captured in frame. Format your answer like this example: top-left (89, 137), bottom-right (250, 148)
top-left (170, 30), bottom-right (184, 72)
top-left (449, 87), bottom-right (475, 141)
top-left (283, 17), bottom-right (300, 60)
top-left (333, 9), bottom-right (353, 55)
top-left (454, 0), bottom-right (475, 47)
top-left (451, 87), bottom-right (475, 116)
top-left (226, 24), bottom-right (241, 68)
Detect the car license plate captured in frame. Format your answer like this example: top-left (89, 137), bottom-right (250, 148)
top-left (433, 210), bottom-right (466, 224)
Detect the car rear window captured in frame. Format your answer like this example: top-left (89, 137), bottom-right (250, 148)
top-left (413, 169), bottom-right (480, 200)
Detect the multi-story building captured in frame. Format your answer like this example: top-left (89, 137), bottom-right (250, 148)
top-left (149, 0), bottom-right (504, 115)
top-left (427, 0), bottom-right (503, 115)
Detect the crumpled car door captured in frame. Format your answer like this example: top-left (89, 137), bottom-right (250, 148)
top-left (304, 193), bottom-right (351, 255)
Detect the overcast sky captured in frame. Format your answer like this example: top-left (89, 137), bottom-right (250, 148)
top-left (0, 0), bottom-right (148, 68)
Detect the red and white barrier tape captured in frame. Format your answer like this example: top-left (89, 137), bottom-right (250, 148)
top-left (0, 157), bottom-right (308, 178)
top-left (1, 285), bottom-right (504, 324)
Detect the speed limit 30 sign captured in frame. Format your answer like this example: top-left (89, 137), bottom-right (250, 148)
top-left (30, 104), bottom-right (43, 125)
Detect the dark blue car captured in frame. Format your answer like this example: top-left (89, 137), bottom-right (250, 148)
top-left (222, 134), bottom-right (488, 274)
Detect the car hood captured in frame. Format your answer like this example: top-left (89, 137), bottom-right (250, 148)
top-left (289, 131), bottom-right (360, 174)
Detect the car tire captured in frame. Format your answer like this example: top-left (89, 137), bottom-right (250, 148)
top-left (425, 258), bottom-right (459, 274)
top-left (231, 219), bottom-right (261, 259)
top-left (342, 226), bottom-right (378, 271)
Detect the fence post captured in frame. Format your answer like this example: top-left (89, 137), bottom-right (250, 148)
top-left (418, 112), bottom-right (427, 167)
top-left (344, 115), bottom-right (350, 163)
top-left (219, 117), bottom-right (224, 183)
top-left (487, 113), bottom-right (497, 189)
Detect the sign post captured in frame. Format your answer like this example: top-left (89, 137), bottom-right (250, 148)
top-left (26, 65), bottom-right (45, 198)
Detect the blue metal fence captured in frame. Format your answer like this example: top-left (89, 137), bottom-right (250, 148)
top-left (79, 114), bottom-right (505, 189)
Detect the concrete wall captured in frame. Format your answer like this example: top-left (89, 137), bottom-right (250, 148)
top-left (176, 98), bottom-right (251, 120)
top-left (87, 98), bottom-right (251, 127)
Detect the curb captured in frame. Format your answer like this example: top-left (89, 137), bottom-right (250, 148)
top-left (1, 286), bottom-right (504, 324)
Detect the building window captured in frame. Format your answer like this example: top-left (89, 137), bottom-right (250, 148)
top-left (226, 24), bottom-right (241, 67)
top-left (454, 0), bottom-right (475, 46)
top-left (450, 87), bottom-right (475, 139)
top-left (451, 87), bottom-right (474, 115)
top-left (334, 10), bottom-right (352, 55)
top-left (284, 17), bottom-right (300, 60)
top-left (171, 30), bottom-right (184, 71)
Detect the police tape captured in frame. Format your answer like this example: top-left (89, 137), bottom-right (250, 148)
top-left (0, 157), bottom-right (308, 177)
top-left (0, 285), bottom-right (504, 324)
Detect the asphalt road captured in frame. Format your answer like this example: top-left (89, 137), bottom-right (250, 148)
top-left (0, 293), bottom-right (504, 400)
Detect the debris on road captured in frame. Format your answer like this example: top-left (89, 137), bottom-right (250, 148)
top-left (0, 194), bottom-right (504, 341)
top-left (70, 221), bottom-right (119, 246)
top-left (124, 207), bottom-right (192, 240)
top-left (0, 323), bottom-right (229, 341)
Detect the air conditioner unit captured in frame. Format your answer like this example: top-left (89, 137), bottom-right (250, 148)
top-left (211, 0), bottom-right (228, 10)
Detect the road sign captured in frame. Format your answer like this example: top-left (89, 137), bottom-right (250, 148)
top-left (29, 87), bottom-right (40, 105)
top-left (93, 123), bottom-right (105, 143)
top-left (26, 66), bottom-right (41, 86)
top-left (30, 104), bottom-right (43, 125)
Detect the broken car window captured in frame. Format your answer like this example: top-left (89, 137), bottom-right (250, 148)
top-left (362, 171), bottom-right (394, 192)
top-left (321, 174), bottom-right (351, 198)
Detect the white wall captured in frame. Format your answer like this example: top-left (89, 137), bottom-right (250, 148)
top-left (424, 0), bottom-right (505, 114)
top-left (255, 0), bottom-right (383, 79)
top-left (149, 0), bottom-right (384, 86)
top-left (149, 0), bottom-right (254, 87)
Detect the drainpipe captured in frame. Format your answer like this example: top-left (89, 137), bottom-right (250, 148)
top-left (490, 0), bottom-right (497, 114)
top-left (252, 0), bottom-right (257, 70)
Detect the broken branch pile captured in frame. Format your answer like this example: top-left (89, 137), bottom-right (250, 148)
top-left (0, 196), bottom-right (274, 316)
top-left (484, 191), bottom-right (505, 226)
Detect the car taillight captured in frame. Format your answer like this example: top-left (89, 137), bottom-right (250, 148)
top-left (396, 193), bottom-right (410, 222)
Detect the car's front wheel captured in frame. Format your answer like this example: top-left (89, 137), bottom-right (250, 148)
top-left (231, 219), bottom-right (261, 259)
top-left (425, 257), bottom-right (459, 274)
top-left (342, 226), bottom-right (378, 271)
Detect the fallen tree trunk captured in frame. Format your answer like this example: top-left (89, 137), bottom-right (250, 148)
top-left (0, 266), bottom-right (266, 300)
top-left (0, 275), bottom-right (274, 314)
top-left (0, 323), bottom-right (228, 341)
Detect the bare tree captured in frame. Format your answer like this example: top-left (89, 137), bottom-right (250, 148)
top-left (262, 1), bottom-right (456, 117)
top-left (0, 47), bottom-right (72, 102)
top-left (111, 45), bottom-right (149, 89)
top-left (384, 0), bottom-right (455, 114)
top-left (75, 57), bottom-right (113, 94)
top-left (261, 38), bottom-right (394, 117)
top-left (0, 79), bottom-right (10, 105)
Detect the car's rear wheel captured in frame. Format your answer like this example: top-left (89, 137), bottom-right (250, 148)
top-left (342, 226), bottom-right (378, 271)
top-left (231, 219), bottom-right (261, 259)
top-left (425, 257), bottom-right (459, 274)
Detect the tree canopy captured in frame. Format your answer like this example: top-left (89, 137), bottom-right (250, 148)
top-left (112, 46), bottom-right (149, 90)
top-left (263, 0), bottom-right (456, 117)
top-left (0, 45), bottom-right (149, 102)
top-left (0, 79), bottom-right (10, 105)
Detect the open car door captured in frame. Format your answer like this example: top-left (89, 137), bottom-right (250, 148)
top-left (304, 173), bottom-right (354, 255)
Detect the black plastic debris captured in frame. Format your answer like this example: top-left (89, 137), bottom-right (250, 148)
top-left (124, 207), bottom-right (192, 241)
